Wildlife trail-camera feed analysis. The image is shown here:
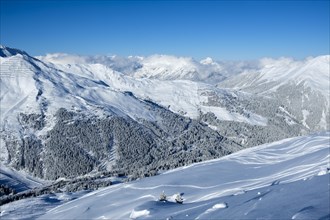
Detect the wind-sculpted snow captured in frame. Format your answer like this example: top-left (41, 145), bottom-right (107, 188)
top-left (35, 132), bottom-right (330, 220)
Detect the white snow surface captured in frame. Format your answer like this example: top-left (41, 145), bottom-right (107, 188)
top-left (25, 132), bottom-right (330, 220)
top-left (0, 191), bottom-right (88, 219)
top-left (0, 55), bottom-right (40, 128)
top-left (0, 165), bottom-right (47, 192)
top-left (222, 55), bottom-right (330, 97)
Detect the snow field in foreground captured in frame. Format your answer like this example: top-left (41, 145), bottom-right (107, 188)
top-left (34, 132), bottom-right (330, 220)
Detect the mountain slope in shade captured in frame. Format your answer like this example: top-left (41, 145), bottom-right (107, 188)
top-left (0, 45), bottom-right (29, 58)
top-left (0, 165), bottom-right (46, 193)
top-left (1, 132), bottom-right (327, 219)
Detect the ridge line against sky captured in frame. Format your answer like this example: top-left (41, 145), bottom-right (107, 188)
top-left (1, 0), bottom-right (329, 60)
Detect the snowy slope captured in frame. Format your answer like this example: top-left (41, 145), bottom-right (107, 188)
top-left (33, 50), bottom-right (267, 124)
top-left (1, 48), bottom-right (191, 132)
top-left (0, 165), bottom-right (46, 193)
top-left (37, 52), bottom-right (330, 130)
top-left (220, 56), bottom-right (330, 97)
top-left (30, 132), bottom-right (330, 220)
top-left (219, 56), bottom-right (330, 131)
top-left (0, 191), bottom-right (88, 219)
top-left (0, 46), bottom-right (261, 127)
top-left (0, 54), bottom-right (41, 129)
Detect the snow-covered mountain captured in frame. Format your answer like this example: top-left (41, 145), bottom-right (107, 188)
top-left (41, 51), bottom-right (329, 146)
top-left (0, 46), bottom-right (242, 180)
top-left (219, 56), bottom-right (330, 96)
top-left (1, 132), bottom-right (328, 219)
top-left (37, 53), bottom-right (227, 83)
top-left (219, 56), bottom-right (330, 132)
top-left (0, 45), bottom-right (329, 182)
top-left (38, 51), bottom-right (330, 132)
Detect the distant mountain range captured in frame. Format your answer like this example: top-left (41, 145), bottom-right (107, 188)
top-left (1, 45), bottom-right (329, 180)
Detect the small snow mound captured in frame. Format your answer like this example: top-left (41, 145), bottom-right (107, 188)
top-left (129, 209), bottom-right (150, 219)
top-left (200, 57), bottom-right (214, 65)
top-left (57, 193), bottom-right (73, 201)
top-left (212, 203), bottom-right (228, 209)
top-left (233, 190), bottom-right (246, 196)
top-left (168, 193), bottom-right (184, 203)
top-left (0, 210), bottom-right (5, 217)
top-left (317, 168), bottom-right (329, 176)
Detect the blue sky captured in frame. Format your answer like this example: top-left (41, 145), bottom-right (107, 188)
top-left (1, 0), bottom-right (329, 60)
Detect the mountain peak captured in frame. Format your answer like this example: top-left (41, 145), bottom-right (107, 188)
top-left (200, 57), bottom-right (214, 65)
top-left (0, 45), bottom-right (29, 58)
